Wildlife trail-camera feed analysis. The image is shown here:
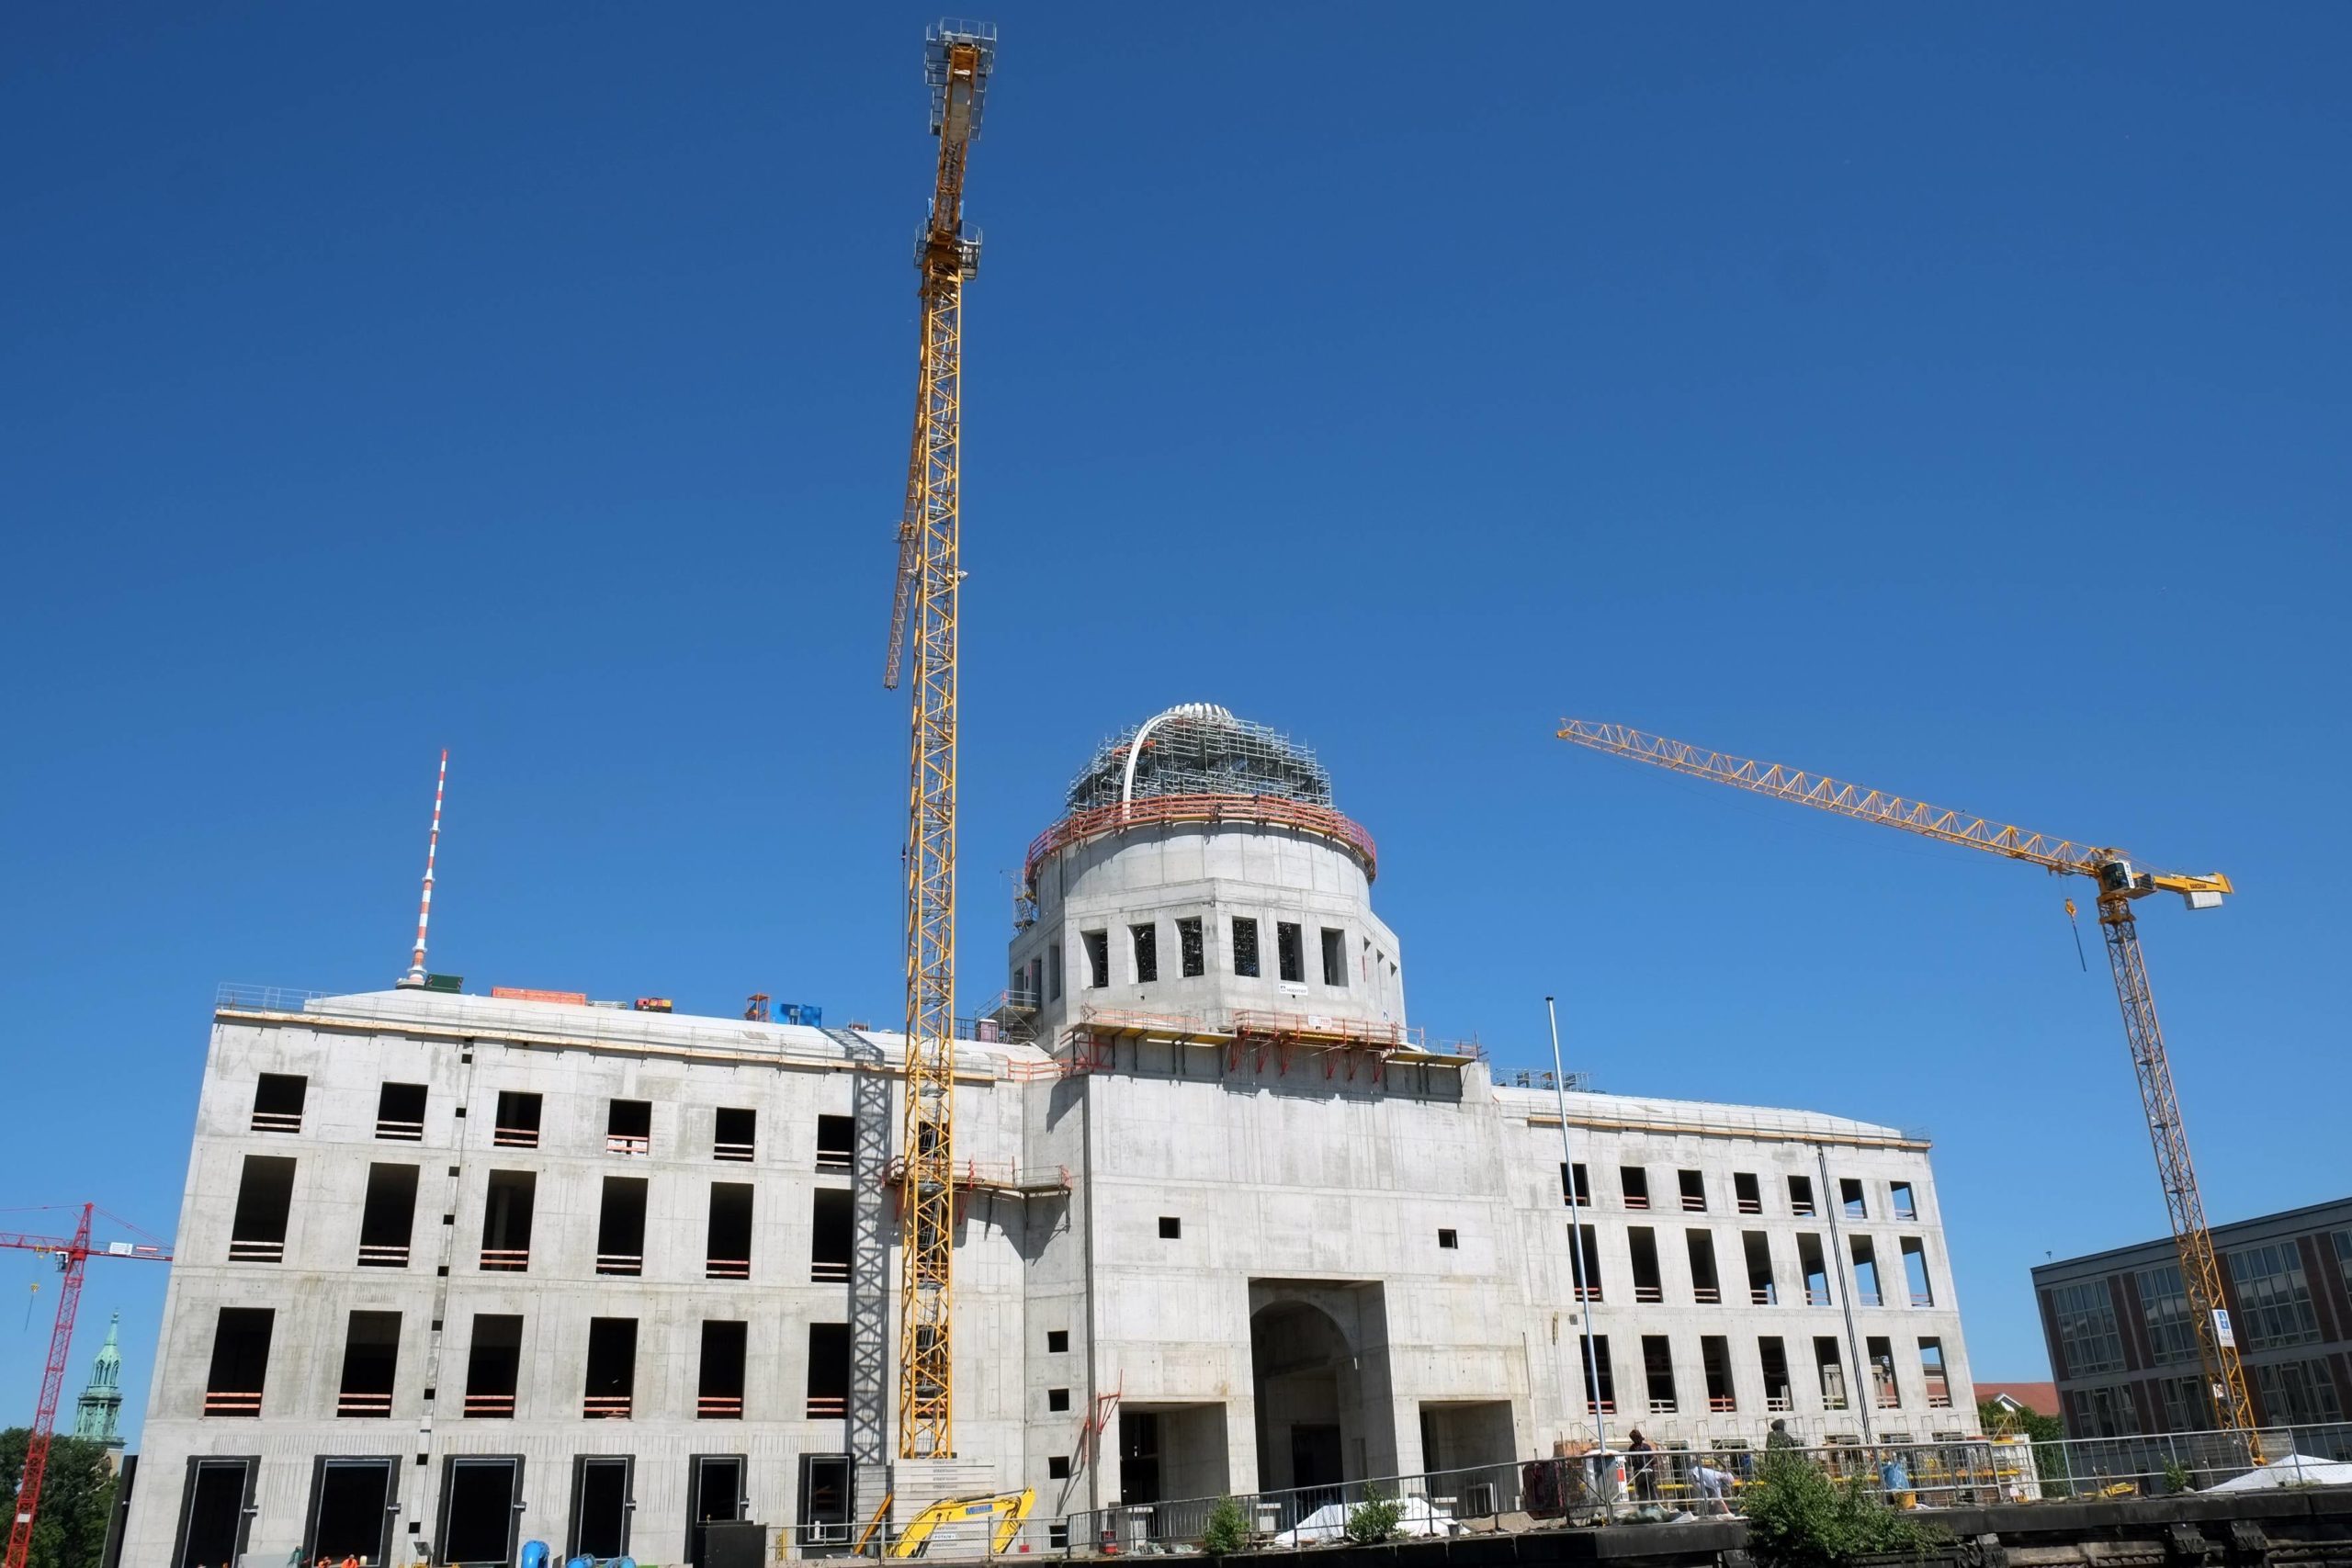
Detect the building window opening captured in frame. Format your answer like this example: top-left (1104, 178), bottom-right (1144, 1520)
top-left (492, 1090), bottom-right (542, 1149)
top-left (1686, 1231), bottom-right (1722, 1303)
top-left (2227, 1242), bottom-right (2323, 1348)
top-left (375, 1081), bottom-right (426, 1141)
top-left (1438, 1228), bottom-right (1459, 1250)
top-left (1701, 1336), bottom-right (1736, 1413)
top-left (1046, 1387), bottom-right (1070, 1413)
top-left (2048, 1280), bottom-right (2124, 1373)
top-left (1131, 922), bottom-right (1159, 984)
top-left (203, 1306), bottom-right (274, 1417)
top-left (1758, 1337), bottom-right (1792, 1412)
top-left (815, 1114), bottom-right (854, 1172)
top-left (1798, 1234), bottom-right (1832, 1306)
top-left (605, 1099), bottom-right (652, 1156)
top-left (1628, 1227), bottom-right (1664, 1303)
top-left (1733, 1172), bottom-right (1762, 1214)
top-left (1890, 1180), bottom-right (1917, 1221)
top-left (1678, 1169), bottom-right (1707, 1212)
top-left (1048, 942), bottom-right (1062, 999)
top-left (1563, 1222), bottom-right (1601, 1301)
top-left (1081, 930), bottom-right (1109, 988)
top-left (1839, 1178), bottom-right (1868, 1219)
top-left (1788, 1174), bottom-right (1815, 1216)
top-left (582, 1317), bottom-right (638, 1418)
top-left (810, 1188), bottom-right (851, 1282)
top-left (336, 1310), bottom-right (401, 1417)
top-left (1743, 1232), bottom-right (1777, 1305)
top-left (596, 1176), bottom-right (647, 1277)
top-left (1046, 1329), bottom-right (1069, 1354)
top-left (570, 1455), bottom-right (634, 1562)
top-left (1231, 918), bottom-right (1260, 977)
top-left (1159, 1215), bottom-right (1182, 1239)
top-left (1177, 917), bottom-right (1204, 977)
top-left (1814, 1337), bottom-right (1849, 1410)
top-left (1046, 1455), bottom-right (1071, 1481)
top-left (1276, 921), bottom-right (1305, 983)
top-left (228, 1155), bottom-right (295, 1264)
top-left (439, 1457), bottom-right (522, 1568)
top-left (687, 1455), bottom-right (749, 1563)
top-left (176, 1457), bottom-right (256, 1568)
top-left (250, 1073), bottom-right (307, 1134)
top-left (796, 1454), bottom-right (853, 1552)
top-left (1048, 1523), bottom-right (1071, 1551)
top-left (698, 1320), bottom-right (748, 1419)
top-left (806, 1323), bottom-right (849, 1418)
top-left (1319, 927), bottom-right (1346, 987)
top-left (1621, 1167), bottom-right (1651, 1210)
top-left (480, 1169), bottom-right (536, 1271)
top-left (1850, 1236), bottom-right (1883, 1306)
top-left (706, 1182), bottom-right (754, 1280)
top-left (1641, 1336), bottom-right (1678, 1415)
top-left (1919, 1337), bottom-right (1951, 1408)
top-left (463, 1314), bottom-right (522, 1418)
top-left (1560, 1162), bottom-right (1590, 1207)
top-left (307, 1457), bottom-right (396, 1565)
top-left (1900, 1237), bottom-right (1933, 1307)
top-left (714, 1107), bottom-right (756, 1162)
top-left (356, 1162), bottom-right (420, 1269)
top-left (1579, 1334), bottom-right (1615, 1413)
top-left (1867, 1337), bottom-right (1900, 1407)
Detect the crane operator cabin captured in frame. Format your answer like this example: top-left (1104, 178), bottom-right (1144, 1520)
top-left (124, 702), bottom-right (1977, 1566)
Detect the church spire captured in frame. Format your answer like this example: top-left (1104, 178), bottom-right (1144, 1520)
top-left (71, 1311), bottom-right (124, 1449)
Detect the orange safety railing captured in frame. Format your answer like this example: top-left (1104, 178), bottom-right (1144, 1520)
top-left (1634, 1285), bottom-right (1664, 1304)
top-left (582, 1395), bottom-right (633, 1419)
top-left (805, 1395), bottom-right (846, 1419)
top-left (1692, 1286), bottom-right (1721, 1304)
top-left (1571, 1284), bottom-right (1601, 1303)
top-left (480, 1247), bottom-right (529, 1272)
top-left (881, 1156), bottom-right (1071, 1193)
top-left (1648, 1398), bottom-right (1677, 1415)
top-left (356, 1244), bottom-right (409, 1268)
top-left (1857, 1290), bottom-right (1883, 1307)
top-left (462, 1393), bottom-right (514, 1418)
top-left (228, 1239), bottom-right (283, 1264)
top-left (337, 1391), bottom-right (393, 1417)
top-left (697, 1394), bottom-right (743, 1419)
top-left (1624, 1193), bottom-right (1651, 1210)
top-left (375, 1118), bottom-right (424, 1142)
top-left (1737, 1198), bottom-right (1762, 1213)
top-left (493, 1126), bottom-right (539, 1148)
top-left (1586, 1398), bottom-right (1617, 1414)
top-left (203, 1391), bottom-right (262, 1417)
top-left (1023, 794), bottom-right (1378, 893)
top-left (810, 1260), bottom-right (849, 1283)
top-left (706, 1258), bottom-right (750, 1280)
top-left (1231, 1010), bottom-right (1406, 1049)
top-left (815, 1147), bottom-right (854, 1172)
top-left (249, 1111), bottom-right (301, 1134)
top-left (605, 1134), bottom-right (650, 1156)
top-left (595, 1253), bottom-right (640, 1277)
top-left (1751, 1287), bottom-right (1777, 1305)
top-left (714, 1141), bottom-right (755, 1163)
top-left (1805, 1286), bottom-right (1832, 1305)
top-left (1709, 1395), bottom-right (1737, 1413)
top-left (1681, 1196), bottom-right (1708, 1213)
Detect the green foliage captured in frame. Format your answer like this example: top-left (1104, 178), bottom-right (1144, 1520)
top-left (1202, 1496), bottom-right (1250, 1556)
top-left (1740, 1451), bottom-right (1940, 1568)
top-left (2162, 1460), bottom-right (2194, 1495)
top-left (1345, 1486), bottom-right (1405, 1545)
top-left (0, 1430), bottom-right (119, 1568)
top-left (1975, 1399), bottom-right (2064, 1445)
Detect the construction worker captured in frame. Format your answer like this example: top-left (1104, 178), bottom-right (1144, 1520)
top-left (1625, 1430), bottom-right (1657, 1502)
top-left (1767, 1418), bottom-right (1799, 1451)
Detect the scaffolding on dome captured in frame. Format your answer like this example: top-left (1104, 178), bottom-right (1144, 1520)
top-left (1065, 706), bottom-right (1332, 812)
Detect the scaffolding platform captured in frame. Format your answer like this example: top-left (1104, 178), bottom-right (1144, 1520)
top-left (880, 1156), bottom-right (1071, 1199)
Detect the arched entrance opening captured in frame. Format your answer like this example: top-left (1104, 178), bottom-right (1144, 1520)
top-left (1250, 1300), bottom-right (1361, 1503)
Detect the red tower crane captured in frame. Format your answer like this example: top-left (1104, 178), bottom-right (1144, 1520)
top-left (1, 1204), bottom-right (171, 1568)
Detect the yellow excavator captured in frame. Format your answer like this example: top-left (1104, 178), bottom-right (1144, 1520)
top-left (854, 1488), bottom-right (1036, 1558)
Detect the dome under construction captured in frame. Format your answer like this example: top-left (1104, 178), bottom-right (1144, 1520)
top-left (1064, 704), bottom-right (1333, 813)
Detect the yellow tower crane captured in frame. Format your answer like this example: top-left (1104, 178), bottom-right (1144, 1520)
top-left (882, 19), bottom-right (995, 1463)
top-left (1556, 718), bottom-right (2257, 1453)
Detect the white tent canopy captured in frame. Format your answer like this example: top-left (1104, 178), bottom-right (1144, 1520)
top-left (2205, 1452), bottom-right (2352, 1492)
top-left (1272, 1495), bottom-right (1460, 1545)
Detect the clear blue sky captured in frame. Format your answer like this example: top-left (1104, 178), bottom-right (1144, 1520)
top-left (5, 5), bottom-right (2346, 1444)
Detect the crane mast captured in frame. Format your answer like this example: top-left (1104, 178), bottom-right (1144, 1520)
top-left (883, 18), bottom-right (994, 1463)
top-left (1556, 719), bottom-right (2258, 1452)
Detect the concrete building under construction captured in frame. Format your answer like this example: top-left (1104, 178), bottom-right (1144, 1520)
top-left (124, 704), bottom-right (1978, 1567)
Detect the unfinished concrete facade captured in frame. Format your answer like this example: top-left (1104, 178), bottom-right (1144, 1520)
top-left (125, 705), bottom-right (1978, 1566)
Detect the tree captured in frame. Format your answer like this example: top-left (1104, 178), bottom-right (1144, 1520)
top-left (1201, 1496), bottom-right (1249, 1556)
top-left (0, 1431), bottom-right (119, 1568)
top-left (1740, 1449), bottom-right (1939, 1568)
top-left (1976, 1398), bottom-right (2064, 1445)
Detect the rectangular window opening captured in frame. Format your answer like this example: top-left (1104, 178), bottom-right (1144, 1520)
top-left (1319, 927), bottom-right (1346, 987)
top-left (1890, 1180), bottom-right (1917, 1222)
top-left (1798, 1234), bottom-right (1831, 1306)
top-left (1047, 1387), bottom-right (1070, 1413)
top-left (1231, 918), bottom-right (1260, 978)
top-left (1560, 1162), bottom-right (1590, 1207)
top-left (480, 1169), bottom-right (537, 1272)
top-left (815, 1113), bottom-right (854, 1172)
top-left (806, 1323), bottom-right (849, 1419)
top-left (1275, 921), bottom-right (1305, 983)
top-left (1641, 1335), bottom-right (1678, 1415)
top-left (336, 1310), bottom-right (401, 1417)
top-left (1814, 1336), bottom-right (1849, 1410)
top-left (356, 1163), bottom-right (421, 1269)
top-left (1678, 1169), bottom-right (1707, 1212)
top-left (1177, 917), bottom-right (1204, 978)
top-left (1900, 1237), bottom-right (1934, 1308)
top-left (1628, 1227), bottom-right (1663, 1304)
top-left (714, 1106), bottom-right (756, 1162)
top-left (250, 1073), bottom-right (307, 1135)
top-left (1130, 923), bottom-right (1158, 984)
top-left (596, 1176), bottom-right (647, 1277)
top-left (1438, 1228), bottom-right (1459, 1250)
top-left (1743, 1231), bottom-right (1777, 1305)
top-left (706, 1182), bottom-right (754, 1280)
top-left (492, 1090), bottom-right (542, 1149)
top-left (462, 1314), bottom-right (522, 1418)
top-left (810, 1188), bottom-right (852, 1283)
top-left (1788, 1174), bottom-right (1815, 1217)
top-left (375, 1082), bottom-right (426, 1141)
top-left (582, 1318), bottom-right (638, 1419)
top-left (698, 1320), bottom-right (748, 1419)
top-left (1733, 1172), bottom-right (1762, 1214)
top-left (1867, 1336), bottom-right (1900, 1408)
top-left (1081, 930), bottom-right (1109, 989)
top-left (1839, 1178), bottom-right (1868, 1219)
top-left (1567, 1222), bottom-right (1602, 1301)
top-left (1919, 1337), bottom-right (1951, 1409)
top-left (1850, 1236), bottom-right (1883, 1307)
top-left (1686, 1230), bottom-right (1722, 1304)
top-left (1701, 1336), bottom-right (1736, 1413)
top-left (1758, 1337), bottom-right (1792, 1412)
top-left (228, 1155), bottom-right (296, 1264)
top-left (605, 1099), bottom-right (652, 1157)
top-left (1621, 1167), bottom-right (1650, 1210)
top-left (1159, 1216), bottom-right (1181, 1240)
top-left (1046, 1329), bottom-right (1069, 1354)
top-left (1579, 1334), bottom-right (1615, 1413)
top-left (204, 1306), bottom-right (275, 1417)
top-left (1048, 942), bottom-right (1062, 1000)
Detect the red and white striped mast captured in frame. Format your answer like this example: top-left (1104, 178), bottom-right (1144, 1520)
top-left (397, 749), bottom-right (448, 988)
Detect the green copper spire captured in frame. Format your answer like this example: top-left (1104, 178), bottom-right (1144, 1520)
top-left (71, 1311), bottom-right (125, 1449)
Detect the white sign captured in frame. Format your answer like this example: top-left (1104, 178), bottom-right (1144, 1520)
top-left (2212, 1307), bottom-right (2236, 1349)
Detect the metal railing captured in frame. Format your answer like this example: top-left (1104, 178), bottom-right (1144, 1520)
top-left (336, 1391), bottom-right (392, 1417)
top-left (595, 1252), bottom-right (641, 1276)
top-left (706, 1257), bottom-right (751, 1280)
top-left (461, 1393), bottom-right (514, 1418)
top-left (479, 1247), bottom-right (529, 1271)
top-left (810, 1259), bottom-right (850, 1282)
top-left (605, 1133), bottom-right (650, 1156)
top-left (227, 1238), bottom-right (283, 1263)
top-left (697, 1394), bottom-right (743, 1419)
top-left (202, 1391), bottom-right (262, 1417)
top-left (374, 1117), bottom-right (424, 1141)
top-left (806, 1394), bottom-right (846, 1418)
top-left (215, 983), bottom-right (327, 1013)
top-left (492, 1124), bottom-right (539, 1148)
top-left (248, 1111), bottom-right (302, 1134)
top-left (356, 1244), bottom-right (409, 1268)
top-left (582, 1394), bottom-right (632, 1419)
top-left (816, 1147), bottom-right (854, 1172)
top-left (714, 1140), bottom-right (756, 1162)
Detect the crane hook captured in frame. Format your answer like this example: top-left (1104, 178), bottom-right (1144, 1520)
top-left (2064, 897), bottom-right (2087, 972)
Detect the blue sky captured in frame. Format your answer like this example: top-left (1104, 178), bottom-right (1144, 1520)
top-left (4, 4), bottom-right (2346, 1443)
